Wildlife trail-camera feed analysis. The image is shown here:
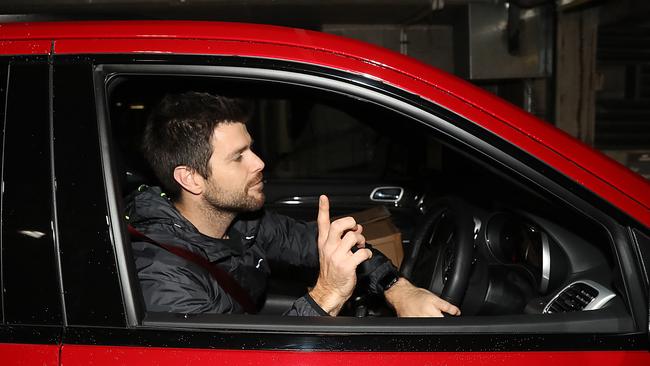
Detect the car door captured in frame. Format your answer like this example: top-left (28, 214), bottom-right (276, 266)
top-left (50, 23), bottom-right (650, 366)
top-left (54, 56), bottom-right (647, 365)
top-left (0, 53), bottom-right (62, 365)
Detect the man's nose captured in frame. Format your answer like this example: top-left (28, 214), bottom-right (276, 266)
top-left (251, 151), bottom-right (265, 172)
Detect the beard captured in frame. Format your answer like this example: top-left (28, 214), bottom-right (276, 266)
top-left (202, 173), bottom-right (265, 213)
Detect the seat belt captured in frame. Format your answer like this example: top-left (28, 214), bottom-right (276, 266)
top-left (127, 225), bottom-right (257, 314)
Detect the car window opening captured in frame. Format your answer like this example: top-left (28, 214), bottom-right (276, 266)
top-left (103, 72), bottom-right (632, 333)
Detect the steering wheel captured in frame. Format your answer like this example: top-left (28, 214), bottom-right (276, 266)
top-left (400, 196), bottom-right (475, 307)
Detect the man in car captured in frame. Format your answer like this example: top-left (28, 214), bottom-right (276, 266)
top-left (127, 91), bottom-right (461, 317)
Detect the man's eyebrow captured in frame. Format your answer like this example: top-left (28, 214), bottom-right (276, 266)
top-left (227, 140), bottom-right (253, 159)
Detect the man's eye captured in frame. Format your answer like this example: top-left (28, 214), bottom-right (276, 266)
top-left (233, 154), bottom-right (243, 162)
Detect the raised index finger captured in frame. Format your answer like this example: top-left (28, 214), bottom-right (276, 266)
top-left (317, 195), bottom-right (330, 247)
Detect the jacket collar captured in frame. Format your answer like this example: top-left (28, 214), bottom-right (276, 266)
top-left (125, 185), bottom-right (248, 262)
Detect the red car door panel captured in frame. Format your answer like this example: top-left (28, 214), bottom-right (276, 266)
top-left (61, 345), bottom-right (650, 366)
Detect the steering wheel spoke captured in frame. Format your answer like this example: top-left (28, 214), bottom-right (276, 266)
top-left (401, 196), bottom-right (476, 308)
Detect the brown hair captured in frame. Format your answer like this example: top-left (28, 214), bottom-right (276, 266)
top-left (143, 91), bottom-right (251, 199)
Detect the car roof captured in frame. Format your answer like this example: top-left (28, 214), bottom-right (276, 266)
top-left (0, 20), bottom-right (648, 227)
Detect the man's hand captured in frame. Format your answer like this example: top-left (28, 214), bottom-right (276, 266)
top-left (385, 277), bottom-right (461, 317)
top-left (309, 195), bottom-right (372, 316)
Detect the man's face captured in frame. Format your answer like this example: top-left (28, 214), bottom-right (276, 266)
top-left (202, 122), bottom-right (265, 212)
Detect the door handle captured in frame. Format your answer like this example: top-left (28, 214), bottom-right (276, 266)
top-left (370, 186), bottom-right (404, 203)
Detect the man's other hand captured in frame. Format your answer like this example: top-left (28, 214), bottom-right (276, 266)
top-left (385, 278), bottom-right (461, 317)
top-left (309, 195), bottom-right (372, 316)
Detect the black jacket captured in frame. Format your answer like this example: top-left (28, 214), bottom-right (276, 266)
top-left (127, 186), bottom-right (396, 316)
top-left (126, 186), bottom-right (324, 315)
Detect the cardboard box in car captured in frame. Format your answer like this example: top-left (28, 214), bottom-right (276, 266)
top-left (348, 206), bottom-right (403, 268)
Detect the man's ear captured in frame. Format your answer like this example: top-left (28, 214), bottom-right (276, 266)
top-left (173, 166), bottom-right (204, 196)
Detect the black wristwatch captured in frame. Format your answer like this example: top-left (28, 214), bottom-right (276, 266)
top-left (379, 269), bottom-right (400, 292)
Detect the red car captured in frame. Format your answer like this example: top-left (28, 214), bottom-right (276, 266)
top-left (0, 20), bottom-right (648, 365)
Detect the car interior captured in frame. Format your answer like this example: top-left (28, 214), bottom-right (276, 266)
top-left (104, 71), bottom-right (634, 332)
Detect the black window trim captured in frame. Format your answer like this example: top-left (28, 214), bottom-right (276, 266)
top-left (48, 47), bottom-right (69, 328)
top-left (0, 60), bottom-right (8, 325)
top-left (0, 56), bottom-right (65, 346)
top-left (93, 61), bottom-right (646, 339)
top-left (1, 58), bottom-right (64, 327)
top-left (93, 66), bottom-right (144, 328)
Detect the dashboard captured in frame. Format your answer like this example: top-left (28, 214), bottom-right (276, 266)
top-left (406, 200), bottom-right (622, 317)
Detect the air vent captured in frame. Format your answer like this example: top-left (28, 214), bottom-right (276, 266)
top-left (543, 280), bottom-right (616, 314)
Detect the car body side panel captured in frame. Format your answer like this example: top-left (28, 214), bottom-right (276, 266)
top-left (52, 36), bottom-right (650, 228)
top-left (0, 40), bottom-right (50, 55)
top-left (60, 345), bottom-right (650, 366)
top-left (0, 343), bottom-right (59, 366)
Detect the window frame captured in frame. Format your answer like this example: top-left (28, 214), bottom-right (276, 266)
top-left (2, 59), bottom-right (63, 326)
top-left (92, 58), bottom-right (646, 346)
top-left (0, 55), bottom-right (64, 348)
top-left (0, 59), bottom-right (7, 326)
